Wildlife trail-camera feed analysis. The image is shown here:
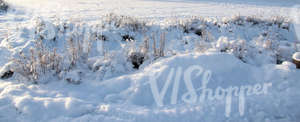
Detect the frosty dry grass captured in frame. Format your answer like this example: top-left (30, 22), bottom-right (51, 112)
top-left (13, 41), bottom-right (62, 82)
top-left (105, 13), bottom-right (147, 32)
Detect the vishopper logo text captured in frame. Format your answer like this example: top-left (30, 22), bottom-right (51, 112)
top-left (147, 65), bottom-right (272, 117)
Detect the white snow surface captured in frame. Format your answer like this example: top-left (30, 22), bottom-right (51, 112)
top-left (293, 52), bottom-right (300, 61)
top-left (0, 0), bottom-right (300, 122)
top-left (1, 52), bottom-right (300, 122)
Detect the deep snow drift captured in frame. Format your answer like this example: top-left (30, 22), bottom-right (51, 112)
top-left (1, 53), bottom-right (300, 122)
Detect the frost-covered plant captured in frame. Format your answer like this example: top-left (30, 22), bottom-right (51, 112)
top-left (34, 18), bottom-right (57, 41)
top-left (129, 52), bottom-right (145, 69)
top-left (9, 14), bottom-right (295, 83)
top-left (152, 33), bottom-right (158, 57)
top-left (151, 32), bottom-right (166, 58)
top-left (178, 17), bottom-right (204, 33)
top-left (245, 16), bottom-right (262, 25)
top-left (67, 35), bottom-right (83, 67)
top-left (105, 13), bottom-right (146, 32)
top-left (89, 50), bottom-right (133, 80)
top-left (159, 32), bottom-right (166, 57)
top-left (63, 22), bottom-right (96, 68)
top-left (13, 21), bottom-right (94, 83)
top-left (231, 39), bottom-right (247, 61)
top-left (216, 36), bottom-right (230, 52)
top-left (13, 41), bottom-right (62, 83)
top-left (140, 36), bottom-right (150, 55)
top-left (216, 37), bottom-right (248, 61)
top-left (231, 15), bottom-right (245, 26)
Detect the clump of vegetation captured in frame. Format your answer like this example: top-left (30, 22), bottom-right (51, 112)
top-left (6, 14), bottom-right (294, 83)
top-left (152, 32), bottom-right (166, 58)
top-left (0, 0), bottom-right (8, 12)
top-left (105, 13), bottom-right (147, 32)
top-left (122, 34), bottom-right (134, 41)
top-left (225, 15), bottom-right (289, 28)
top-left (178, 17), bottom-right (204, 33)
top-left (1, 70), bottom-right (13, 79)
top-left (129, 52), bottom-right (145, 69)
top-left (13, 41), bottom-right (63, 83)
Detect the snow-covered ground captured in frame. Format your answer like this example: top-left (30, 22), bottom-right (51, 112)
top-left (0, 0), bottom-right (300, 122)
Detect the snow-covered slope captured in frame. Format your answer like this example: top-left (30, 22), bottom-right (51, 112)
top-left (1, 52), bottom-right (300, 122)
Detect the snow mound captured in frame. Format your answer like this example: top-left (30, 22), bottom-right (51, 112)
top-left (0, 52), bottom-right (300, 121)
top-left (293, 52), bottom-right (300, 61)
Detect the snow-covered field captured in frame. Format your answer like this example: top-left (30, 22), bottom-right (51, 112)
top-left (0, 0), bottom-right (300, 122)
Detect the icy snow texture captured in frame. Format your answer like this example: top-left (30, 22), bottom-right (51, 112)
top-left (293, 52), bottom-right (300, 61)
top-left (0, 53), bottom-right (300, 122)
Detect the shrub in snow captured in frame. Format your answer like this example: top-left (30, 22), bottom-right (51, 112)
top-left (122, 34), bottom-right (134, 41)
top-left (0, 62), bottom-right (15, 79)
top-left (292, 52), bottom-right (300, 69)
top-left (225, 15), bottom-right (287, 28)
top-left (245, 16), bottom-right (262, 25)
top-left (13, 42), bottom-right (63, 82)
top-left (103, 52), bottom-right (133, 79)
top-left (231, 39), bottom-right (247, 61)
top-left (231, 15), bottom-right (245, 26)
top-left (216, 36), bottom-right (230, 52)
top-left (195, 28), bottom-right (215, 42)
top-left (215, 37), bottom-right (247, 62)
top-left (105, 13), bottom-right (146, 32)
top-left (5, 14), bottom-right (295, 84)
top-left (0, 70), bottom-right (13, 79)
top-left (129, 52), bottom-right (145, 69)
top-left (159, 32), bottom-right (166, 57)
top-left (34, 19), bottom-right (57, 41)
top-left (66, 34), bottom-right (91, 67)
top-left (65, 70), bottom-right (82, 84)
top-left (0, 0), bottom-right (8, 12)
top-left (178, 17), bottom-right (204, 33)
top-left (140, 36), bottom-right (150, 55)
top-left (151, 32), bottom-right (166, 58)
top-left (97, 34), bottom-right (106, 41)
top-left (195, 29), bottom-right (204, 36)
top-left (12, 34), bottom-right (92, 83)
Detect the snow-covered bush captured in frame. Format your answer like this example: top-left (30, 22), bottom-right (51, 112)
top-left (0, 62), bottom-right (15, 79)
top-left (224, 15), bottom-right (288, 28)
top-left (34, 18), bottom-right (58, 41)
top-left (151, 32), bottom-right (166, 58)
top-left (6, 14), bottom-right (295, 83)
top-left (13, 42), bottom-right (63, 83)
top-left (104, 13), bottom-right (147, 32)
top-left (0, 0), bottom-right (8, 12)
top-left (178, 17), bottom-right (204, 33)
top-left (215, 37), bottom-right (247, 61)
top-left (12, 38), bottom-right (92, 83)
top-left (87, 51), bottom-right (133, 80)
top-left (129, 52), bottom-right (145, 69)
top-left (66, 32), bottom-right (91, 67)
top-left (12, 20), bottom-right (92, 83)
top-left (216, 36), bottom-right (230, 52)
